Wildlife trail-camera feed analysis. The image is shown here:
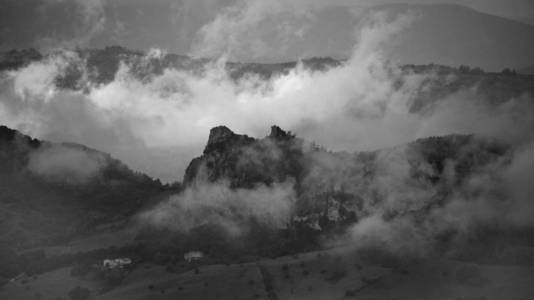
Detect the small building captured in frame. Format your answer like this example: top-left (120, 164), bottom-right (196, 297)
top-left (184, 251), bottom-right (203, 263)
top-left (102, 258), bottom-right (132, 269)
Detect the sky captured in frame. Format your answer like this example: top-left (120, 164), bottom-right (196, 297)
top-left (1, 0), bottom-right (533, 55)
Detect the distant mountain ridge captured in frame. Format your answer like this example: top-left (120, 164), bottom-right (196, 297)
top-left (2, 46), bottom-right (533, 115)
top-left (2, 3), bottom-right (533, 70)
top-left (280, 3), bottom-right (534, 71)
top-left (0, 123), bottom-right (518, 283)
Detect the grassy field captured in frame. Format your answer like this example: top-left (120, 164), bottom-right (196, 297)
top-left (2, 244), bottom-right (534, 300)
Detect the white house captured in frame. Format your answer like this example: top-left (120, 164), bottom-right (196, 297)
top-left (102, 258), bottom-right (132, 269)
top-left (184, 251), bottom-right (204, 263)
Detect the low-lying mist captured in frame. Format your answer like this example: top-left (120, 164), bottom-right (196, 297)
top-left (27, 145), bottom-right (107, 184)
top-left (140, 180), bottom-right (296, 236)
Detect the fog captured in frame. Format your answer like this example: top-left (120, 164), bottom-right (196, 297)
top-left (0, 0), bottom-right (533, 258)
top-left (140, 180), bottom-right (296, 236)
top-left (1, 13), bottom-right (421, 181)
top-left (27, 145), bottom-right (107, 184)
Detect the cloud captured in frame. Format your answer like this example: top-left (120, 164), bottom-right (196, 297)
top-left (37, 0), bottom-right (107, 50)
top-left (0, 13), bottom-right (411, 181)
top-left (0, 11), bottom-right (533, 188)
top-left (189, 0), bottom-right (317, 60)
top-left (328, 130), bottom-right (534, 255)
top-left (1, 8), bottom-right (533, 259)
top-left (27, 144), bottom-right (107, 184)
top-left (139, 180), bottom-right (296, 236)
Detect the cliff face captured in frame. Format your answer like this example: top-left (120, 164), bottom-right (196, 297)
top-left (183, 125), bottom-right (509, 230)
top-left (184, 125), bottom-right (305, 189)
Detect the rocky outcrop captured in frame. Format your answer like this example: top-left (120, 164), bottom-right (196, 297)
top-left (183, 125), bottom-right (510, 231)
top-left (183, 125), bottom-right (305, 188)
top-left (0, 125), bottom-right (165, 248)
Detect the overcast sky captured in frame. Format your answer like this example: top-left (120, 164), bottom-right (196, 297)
top-left (323, 0), bottom-right (534, 20)
top-left (1, 0), bottom-right (533, 67)
top-left (2, 0), bottom-right (533, 49)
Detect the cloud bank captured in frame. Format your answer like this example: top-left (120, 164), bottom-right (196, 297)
top-left (140, 180), bottom-right (296, 236)
top-left (0, 3), bottom-right (533, 258)
top-left (0, 9), bottom-right (532, 186)
top-left (27, 145), bottom-right (107, 184)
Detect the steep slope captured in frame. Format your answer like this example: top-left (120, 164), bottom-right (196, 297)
top-left (0, 125), bottom-right (165, 251)
top-left (373, 4), bottom-right (534, 70)
top-left (260, 3), bottom-right (534, 70)
top-left (184, 125), bottom-right (509, 231)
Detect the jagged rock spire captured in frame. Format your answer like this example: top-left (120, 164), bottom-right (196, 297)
top-left (269, 125), bottom-right (294, 141)
top-left (203, 125), bottom-right (253, 155)
top-left (207, 126), bottom-right (235, 146)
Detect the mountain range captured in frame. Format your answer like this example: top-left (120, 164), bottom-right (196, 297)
top-left (0, 123), bottom-right (514, 276)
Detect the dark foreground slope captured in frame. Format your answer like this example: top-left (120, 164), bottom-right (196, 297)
top-left (2, 125), bottom-right (534, 299)
top-left (0, 125), bottom-right (168, 277)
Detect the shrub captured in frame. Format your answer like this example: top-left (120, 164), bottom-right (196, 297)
top-left (68, 286), bottom-right (90, 300)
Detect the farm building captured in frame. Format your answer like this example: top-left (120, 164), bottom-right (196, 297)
top-left (184, 251), bottom-right (204, 263)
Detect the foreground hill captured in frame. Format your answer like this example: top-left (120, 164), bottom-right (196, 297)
top-left (0, 125), bottom-right (166, 277)
top-left (1, 124), bottom-right (534, 299)
top-left (183, 125), bottom-right (510, 236)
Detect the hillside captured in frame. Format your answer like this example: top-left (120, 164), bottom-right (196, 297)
top-left (2, 125), bottom-right (533, 299)
top-left (259, 3), bottom-right (534, 70)
top-left (0, 125), bottom-right (165, 258)
top-left (370, 4), bottom-right (534, 70)
top-left (184, 126), bottom-right (509, 232)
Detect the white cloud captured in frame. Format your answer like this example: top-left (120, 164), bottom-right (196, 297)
top-left (139, 180), bottom-right (296, 235)
top-left (0, 12), bottom-right (533, 185)
top-left (27, 145), bottom-right (107, 184)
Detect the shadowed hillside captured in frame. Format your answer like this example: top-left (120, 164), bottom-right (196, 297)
top-left (0, 125), bottom-right (165, 250)
top-left (2, 124), bottom-right (534, 299)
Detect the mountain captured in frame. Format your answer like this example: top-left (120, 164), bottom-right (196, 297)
top-left (265, 3), bottom-right (534, 71)
top-left (0, 125), bottom-right (165, 251)
top-left (3, 47), bottom-right (533, 114)
top-left (0, 124), bottom-right (526, 295)
top-left (0, 48), bottom-right (42, 70)
top-left (372, 4), bottom-right (534, 71)
top-left (2, 3), bottom-right (533, 71)
top-left (184, 125), bottom-right (509, 231)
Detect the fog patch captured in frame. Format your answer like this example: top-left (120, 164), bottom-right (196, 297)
top-left (0, 13), bottom-right (423, 182)
top-left (139, 180), bottom-right (296, 236)
top-left (0, 11), bottom-right (533, 187)
top-left (190, 0), bottom-right (316, 60)
top-left (331, 135), bottom-right (534, 255)
top-left (27, 145), bottom-right (107, 184)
